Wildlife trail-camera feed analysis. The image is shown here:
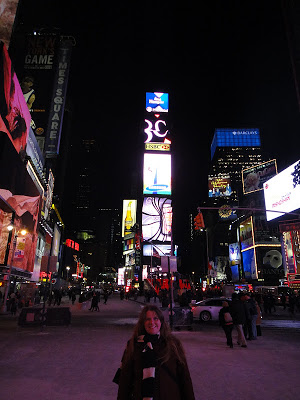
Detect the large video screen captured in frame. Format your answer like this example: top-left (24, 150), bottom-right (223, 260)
top-left (143, 153), bottom-right (171, 195)
top-left (143, 244), bottom-right (172, 257)
top-left (239, 217), bottom-right (254, 250)
top-left (242, 159), bottom-right (277, 194)
top-left (208, 175), bottom-right (232, 197)
top-left (122, 200), bottom-right (137, 237)
top-left (142, 197), bottom-right (172, 242)
top-left (263, 159), bottom-right (300, 221)
top-left (146, 92), bottom-right (169, 113)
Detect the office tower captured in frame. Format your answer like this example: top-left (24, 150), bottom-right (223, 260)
top-left (209, 128), bottom-right (263, 204)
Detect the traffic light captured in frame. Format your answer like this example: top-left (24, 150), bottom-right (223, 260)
top-left (194, 212), bottom-right (205, 230)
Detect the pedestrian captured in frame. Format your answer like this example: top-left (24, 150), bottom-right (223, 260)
top-left (71, 292), bottom-right (76, 305)
top-left (248, 293), bottom-right (258, 340)
top-left (219, 301), bottom-right (233, 348)
top-left (256, 299), bottom-right (262, 336)
top-left (231, 293), bottom-right (247, 348)
top-left (116, 305), bottom-right (195, 400)
top-left (120, 288), bottom-right (125, 300)
top-left (280, 292), bottom-right (287, 310)
top-left (90, 293), bottom-right (99, 311)
top-left (10, 296), bottom-right (17, 316)
top-left (103, 290), bottom-right (109, 305)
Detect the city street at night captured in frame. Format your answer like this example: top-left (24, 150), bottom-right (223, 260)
top-left (1, 294), bottom-right (300, 400)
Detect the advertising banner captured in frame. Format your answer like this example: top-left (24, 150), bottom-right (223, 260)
top-left (143, 153), bottom-right (171, 195)
top-left (208, 175), bottom-right (232, 197)
top-left (122, 200), bottom-right (137, 237)
top-left (145, 143), bottom-right (170, 151)
top-left (10, 34), bottom-right (60, 153)
top-left (255, 246), bottom-right (284, 285)
top-left (282, 231), bottom-right (297, 274)
top-left (0, 0), bottom-right (19, 49)
top-left (240, 217), bottom-right (254, 250)
top-left (242, 159), bottom-right (277, 194)
top-left (26, 127), bottom-right (45, 177)
top-left (146, 92), bottom-right (169, 113)
top-left (0, 42), bottom-right (31, 154)
top-left (229, 243), bottom-right (241, 265)
top-left (143, 116), bottom-right (170, 143)
top-left (142, 197), bottom-right (172, 242)
top-left (264, 159), bottom-right (300, 221)
top-left (242, 248), bottom-right (257, 280)
top-left (45, 39), bottom-right (72, 156)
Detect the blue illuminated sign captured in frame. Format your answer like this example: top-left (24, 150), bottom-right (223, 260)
top-left (211, 128), bottom-right (261, 159)
top-left (146, 92), bottom-right (169, 113)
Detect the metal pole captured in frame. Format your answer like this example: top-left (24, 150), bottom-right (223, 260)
top-left (2, 233), bottom-right (18, 313)
top-left (168, 256), bottom-right (173, 330)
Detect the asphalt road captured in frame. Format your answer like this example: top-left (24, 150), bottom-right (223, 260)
top-left (0, 294), bottom-right (299, 400)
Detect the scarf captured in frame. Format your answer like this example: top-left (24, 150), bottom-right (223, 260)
top-left (137, 334), bottom-right (159, 400)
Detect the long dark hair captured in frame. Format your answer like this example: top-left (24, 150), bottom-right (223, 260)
top-left (124, 305), bottom-right (187, 365)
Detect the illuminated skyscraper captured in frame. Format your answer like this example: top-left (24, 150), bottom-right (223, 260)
top-left (209, 128), bottom-right (263, 203)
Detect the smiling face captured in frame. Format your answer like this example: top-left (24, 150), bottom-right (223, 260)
top-left (144, 310), bottom-right (161, 335)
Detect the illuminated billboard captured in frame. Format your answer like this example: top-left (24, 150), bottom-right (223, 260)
top-left (229, 243), bottom-right (241, 265)
top-left (242, 159), bottom-right (277, 194)
top-left (145, 143), bottom-right (170, 151)
top-left (208, 175), bottom-right (232, 197)
top-left (240, 217), bottom-right (254, 250)
top-left (143, 244), bottom-right (172, 257)
top-left (0, 1), bottom-right (18, 49)
top-left (143, 153), bottom-right (171, 195)
top-left (146, 92), bottom-right (169, 113)
top-left (242, 248), bottom-right (257, 280)
top-left (142, 197), bottom-right (172, 242)
top-left (143, 117), bottom-right (170, 143)
top-left (0, 42), bottom-right (31, 154)
top-left (122, 199), bottom-right (137, 237)
top-left (263, 159), bottom-right (300, 221)
top-left (211, 128), bottom-right (260, 159)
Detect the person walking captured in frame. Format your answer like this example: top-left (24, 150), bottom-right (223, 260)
top-left (255, 299), bottom-right (262, 336)
top-left (231, 293), bottom-right (247, 348)
top-left (219, 301), bottom-right (234, 348)
top-left (116, 304), bottom-right (195, 400)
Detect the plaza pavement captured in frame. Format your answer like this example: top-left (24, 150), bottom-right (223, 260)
top-left (0, 294), bottom-right (299, 400)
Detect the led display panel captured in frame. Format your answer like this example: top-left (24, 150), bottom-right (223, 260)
top-left (142, 197), bottom-right (172, 242)
top-left (242, 159), bottom-right (277, 194)
top-left (242, 248), bottom-right (257, 280)
top-left (143, 117), bottom-right (170, 143)
top-left (146, 92), bottom-right (169, 113)
top-left (122, 200), bottom-right (137, 237)
top-left (229, 243), bottom-right (241, 265)
top-left (239, 217), bottom-right (254, 251)
top-left (143, 244), bottom-right (172, 257)
top-left (143, 153), bottom-right (171, 195)
top-left (208, 175), bottom-right (232, 197)
top-left (211, 128), bottom-right (260, 159)
top-left (264, 160), bottom-right (300, 221)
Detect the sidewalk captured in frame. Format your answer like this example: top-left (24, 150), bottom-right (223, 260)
top-left (0, 294), bottom-right (299, 400)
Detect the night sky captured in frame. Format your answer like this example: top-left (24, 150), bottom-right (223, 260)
top-left (13, 1), bottom-right (300, 249)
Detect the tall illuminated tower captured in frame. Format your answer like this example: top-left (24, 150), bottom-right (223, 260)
top-left (141, 92), bottom-right (173, 278)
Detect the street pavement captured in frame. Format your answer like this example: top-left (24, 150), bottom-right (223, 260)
top-left (0, 294), bottom-right (300, 400)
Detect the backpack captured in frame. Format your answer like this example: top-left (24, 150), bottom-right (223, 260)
top-left (224, 311), bottom-right (233, 324)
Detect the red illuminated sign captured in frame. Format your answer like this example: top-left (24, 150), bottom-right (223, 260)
top-left (66, 239), bottom-right (79, 251)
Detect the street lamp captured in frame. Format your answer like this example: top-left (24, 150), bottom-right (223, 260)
top-left (2, 225), bottom-right (27, 312)
top-left (66, 266), bottom-right (70, 281)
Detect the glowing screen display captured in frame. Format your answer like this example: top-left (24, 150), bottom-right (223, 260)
top-left (142, 197), bottom-right (172, 242)
top-left (143, 244), bottom-right (172, 257)
top-left (146, 92), bottom-right (169, 113)
top-left (242, 159), bottom-right (277, 194)
top-left (263, 160), bottom-right (300, 221)
top-left (122, 200), bottom-right (137, 237)
top-left (143, 153), bottom-right (171, 195)
top-left (144, 117), bottom-right (170, 143)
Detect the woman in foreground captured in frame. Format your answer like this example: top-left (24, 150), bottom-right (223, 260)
top-left (117, 304), bottom-right (195, 400)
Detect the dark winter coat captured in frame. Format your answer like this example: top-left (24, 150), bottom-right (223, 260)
top-left (117, 336), bottom-right (195, 400)
top-left (230, 299), bottom-right (246, 325)
top-left (219, 306), bottom-right (233, 327)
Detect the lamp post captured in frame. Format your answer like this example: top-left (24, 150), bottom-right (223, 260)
top-left (66, 266), bottom-right (70, 281)
top-left (2, 225), bottom-right (27, 313)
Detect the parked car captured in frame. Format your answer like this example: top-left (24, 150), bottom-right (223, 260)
top-left (190, 297), bottom-right (231, 322)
